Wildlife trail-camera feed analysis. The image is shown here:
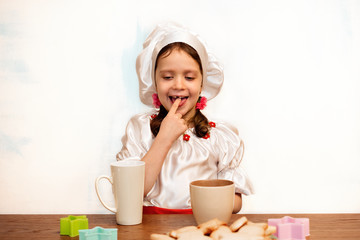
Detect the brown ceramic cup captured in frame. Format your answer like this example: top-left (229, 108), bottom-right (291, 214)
top-left (190, 179), bottom-right (235, 225)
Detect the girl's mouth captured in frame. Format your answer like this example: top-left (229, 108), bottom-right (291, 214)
top-left (169, 96), bottom-right (188, 106)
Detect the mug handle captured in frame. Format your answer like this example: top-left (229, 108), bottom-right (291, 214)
top-left (95, 175), bottom-right (116, 213)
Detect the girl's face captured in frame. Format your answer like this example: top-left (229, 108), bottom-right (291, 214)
top-left (155, 49), bottom-right (202, 123)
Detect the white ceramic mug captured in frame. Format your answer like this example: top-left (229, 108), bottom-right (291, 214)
top-left (190, 179), bottom-right (235, 225)
top-left (95, 158), bottom-right (145, 225)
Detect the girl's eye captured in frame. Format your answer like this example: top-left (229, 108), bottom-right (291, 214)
top-left (163, 76), bottom-right (173, 80)
top-left (185, 77), bottom-right (195, 80)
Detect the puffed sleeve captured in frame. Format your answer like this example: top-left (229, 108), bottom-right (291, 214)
top-left (116, 113), bottom-right (154, 161)
top-left (214, 122), bottom-right (254, 195)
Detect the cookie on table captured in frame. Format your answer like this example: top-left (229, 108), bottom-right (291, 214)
top-left (209, 225), bottom-right (232, 240)
top-left (177, 229), bottom-right (212, 240)
top-left (198, 218), bottom-right (227, 235)
top-left (169, 225), bottom-right (197, 238)
top-left (229, 216), bottom-right (248, 232)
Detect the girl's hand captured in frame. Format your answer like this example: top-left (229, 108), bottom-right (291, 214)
top-left (157, 98), bottom-right (187, 143)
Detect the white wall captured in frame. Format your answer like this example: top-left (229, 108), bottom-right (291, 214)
top-left (0, 0), bottom-right (359, 214)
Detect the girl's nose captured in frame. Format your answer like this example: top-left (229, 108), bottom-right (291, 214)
top-left (173, 76), bottom-right (185, 89)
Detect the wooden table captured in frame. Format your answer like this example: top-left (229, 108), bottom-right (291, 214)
top-left (0, 214), bottom-right (359, 240)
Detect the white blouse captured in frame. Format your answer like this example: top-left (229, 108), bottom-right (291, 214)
top-left (117, 112), bottom-right (253, 209)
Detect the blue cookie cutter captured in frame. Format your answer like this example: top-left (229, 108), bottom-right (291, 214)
top-left (79, 226), bottom-right (117, 240)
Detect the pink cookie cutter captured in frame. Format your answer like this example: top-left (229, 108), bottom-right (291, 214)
top-left (268, 216), bottom-right (310, 240)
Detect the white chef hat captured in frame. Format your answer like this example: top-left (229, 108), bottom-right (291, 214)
top-left (136, 22), bottom-right (224, 107)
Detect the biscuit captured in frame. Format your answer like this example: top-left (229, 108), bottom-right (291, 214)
top-left (210, 225), bottom-right (232, 240)
top-left (198, 218), bottom-right (227, 235)
top-left (237, 224), bottom-right (265, 237)
top-left (218, 232), bottom-right (265, 240)
top-left (177, 229), bottom-right (212, 240)
top-left (265, 225), bottom-right (276, 236)
top-left (229, 216), bottom-right (248, 232)
top-left (169, 226), bottom-right (198, 238)
top-left (179, 235), bottom-right (212, 240)
top-left (247, 221), bottom-right (268, 230)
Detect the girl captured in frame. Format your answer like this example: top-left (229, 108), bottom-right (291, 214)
top-left (117, 23), bottom-right (253, 214)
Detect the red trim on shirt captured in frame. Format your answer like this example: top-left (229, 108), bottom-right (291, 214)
top-left (143, 206), bottom-right (193, 214)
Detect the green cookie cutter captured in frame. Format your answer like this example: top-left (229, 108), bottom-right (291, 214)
top-left (60, 215), bottom-right (89, 237)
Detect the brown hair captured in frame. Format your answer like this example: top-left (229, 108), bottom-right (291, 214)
top-left (150, 42), bottom-right (210, 138)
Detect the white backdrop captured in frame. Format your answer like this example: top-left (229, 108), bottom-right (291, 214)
top-left (1, 0), bottom-right (359, 214)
